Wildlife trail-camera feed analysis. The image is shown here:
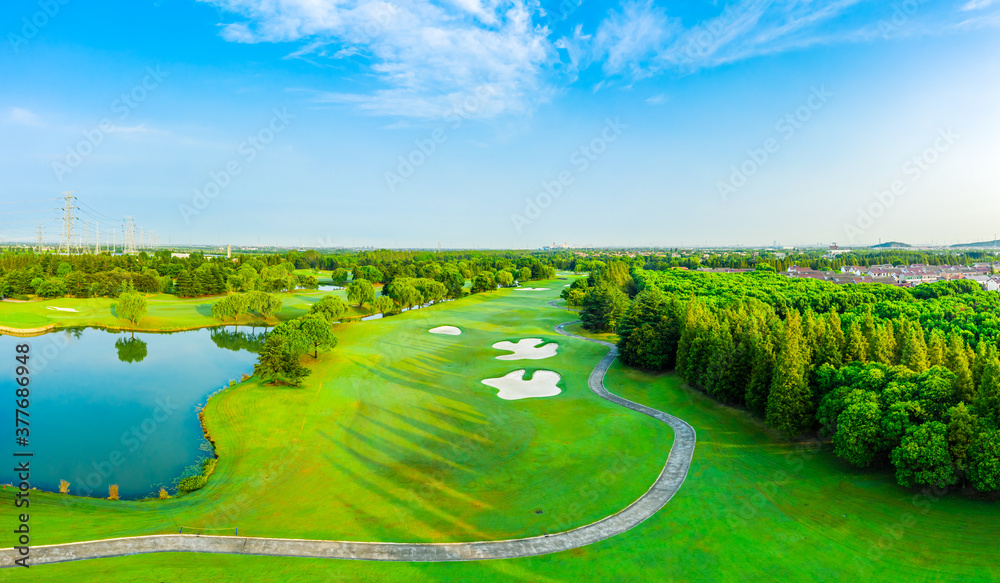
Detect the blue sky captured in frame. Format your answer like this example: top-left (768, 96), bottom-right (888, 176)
top-left (1, 0), bottom-right (999, 249)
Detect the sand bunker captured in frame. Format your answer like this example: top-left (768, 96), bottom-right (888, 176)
top-left (492, 338), bottom-right (558, 360)
top-left (481, 370), bottom-right (562, 400)
top-left (514, 287), bottom-right (550, 291)
top-left (429, 326), bottom-right (462, 335)
top-left (46, 306), bottom-right (78, 312)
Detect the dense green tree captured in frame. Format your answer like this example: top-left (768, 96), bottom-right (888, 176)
top-left (946, 403), bottom-right (977, 476)
top-left (766, 311), bottom-right (813, 436)
top-left (470, 272), bottom-right (496, 294)
top-left (815, 310), bottom-right (845, 369)
top-left (347, 279), bottom-right (375, 308)
top-left (975, 356), bottom-right (1000, 428)
top-left (254, 335), bottom-right (310, 386)
top-left (746, 332), bottom-right (776, 417)
top-left (946, 333), bottom-right (976, 403)
top-left (968, 430), bottom-right (1000, 492)
top-left (890, 421), bottom-right (957, 489)
top-left (844, 321), bottom-right (869, 364)
top-left (115, 284), bottom-right (148, 328)
top-left (309, 295), bottom-right (347, 323)
top-left (834, 389), bottom-right (883, 467)
top-left (297, 314), bottom-right (338, 358)
top-left (580, 282), bottom-right (629, 333)
top-left (927, 330), bottom-right (947, 368)
top-left (372, 296), bottom-right (395, 315)
top-left (901, 325), bottom-right (930, 373)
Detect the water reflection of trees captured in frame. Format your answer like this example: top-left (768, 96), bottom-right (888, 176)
top-left (115, 337), bottom-right (148, 363)
top-left (210, 327), bottom-right (267, 354)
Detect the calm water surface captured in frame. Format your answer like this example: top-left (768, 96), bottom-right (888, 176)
top-left (0, 327), bottom-right (259, 499)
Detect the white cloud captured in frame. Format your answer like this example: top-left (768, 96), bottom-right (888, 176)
top-left (203, 0), bottom-right (1000, 119)
top-left (593, 0), bottom-right (677, 78)
top-left (9, 107), bottom-right (42, 126)
top-left (107, 124), bottom-right (167, 135)
top-left (962, 0), bottom-right (999, 10)
top-left (645, 93), bottom-right (667, 105)
top-left (201, 0), bottom-right (554, 119)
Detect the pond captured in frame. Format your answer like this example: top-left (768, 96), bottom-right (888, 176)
top-left (0, 326), bottom-right (263, 499)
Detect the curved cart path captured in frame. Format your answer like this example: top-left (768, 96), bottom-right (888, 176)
top-left (1, 307), bottom-right (696, 567)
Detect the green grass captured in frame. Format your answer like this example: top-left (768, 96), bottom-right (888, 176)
top-left (3, 282), bottom-right (998, 582)
top-left (0, 289), bottom-right (367, 332)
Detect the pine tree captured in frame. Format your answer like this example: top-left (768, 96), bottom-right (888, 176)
top-left (869, 323), bottom-right (894, 365)
top-left (766, 311), bottom-right (814, 436)
top-left (175, 270), bottom-right (195, 297)
top-left (946, 333), bottom-right (975, 403)
top-left (927, 330), bottom-right (946, 368)
top-left (893, 320), bottom-right (908, 365)
top-left (746, 326), bottom-right (776, 417)
top-left (816, 310), bottom-right (844, 368)
top-left (901, 325), bottom-right (930, 373)
top-left (975, 356), bottom-right (1000, 429)
top-left (844, 321), bottom-right (869, 364)
top-left (972, 342), bottom-right (997, 388)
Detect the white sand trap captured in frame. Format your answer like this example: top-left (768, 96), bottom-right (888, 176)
top-left (492, 338), bottom-right (558, 360)
top-left (481, 370), bottom-right (562, 400)
top-left (46, 306), bottom-right (78, 312)
top-left (429, 325), bottom-right (462, 335)
top-left (514, 287), bottom-right (550, 291)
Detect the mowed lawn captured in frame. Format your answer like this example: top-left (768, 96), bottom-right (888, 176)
top-left (0, 283), bottom-right (669, 563)
top-left (0, 288), bottom-right (367, 331)
top-left (5, 282), bottom-right (999, 582)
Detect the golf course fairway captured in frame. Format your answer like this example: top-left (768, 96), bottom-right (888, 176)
top-left (2, 282), bottom-right (998, 582)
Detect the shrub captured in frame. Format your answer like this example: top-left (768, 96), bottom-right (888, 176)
top-left (59, 480), bottom-right (70, 494)
top-left (177, 476), bottom-right (207, 493)
top-left (108, 484), bottom-right (120, 500)
top-left (159, 487), bottom-right (170, 499)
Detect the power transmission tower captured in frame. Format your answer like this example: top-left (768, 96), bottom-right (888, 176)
top-left (95, 222), bottom-right (101, 255)
top-left (124, 217), bottom-right (136, 255)
top-left (60, 191), bottom-right (77, 254)
top-left (84, 221), bottom-right (90, 254)
top-left (36, 224), bottom-right (43, 251)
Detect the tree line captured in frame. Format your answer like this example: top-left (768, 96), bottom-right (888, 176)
top-left (573, 265), bottom-right (1000, 494)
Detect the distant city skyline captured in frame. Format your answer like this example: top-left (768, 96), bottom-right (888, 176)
top-left (2, 0), bottom-right (999, 248)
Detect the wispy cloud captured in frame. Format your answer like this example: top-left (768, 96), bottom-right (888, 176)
top-left (203, 0), bottom-right (1000, 119)
top-left (201, 0), bottom-right (554, 119)
top-left (8, 107), bottom-right (43, 126)
top-left (962, 0), bottom-right (999, 10)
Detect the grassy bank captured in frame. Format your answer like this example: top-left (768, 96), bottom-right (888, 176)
top-left (0, 288), bottom-right (368, 333)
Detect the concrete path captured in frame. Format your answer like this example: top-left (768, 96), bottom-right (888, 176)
top-left (1, 309), bottom-right (696, 567)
